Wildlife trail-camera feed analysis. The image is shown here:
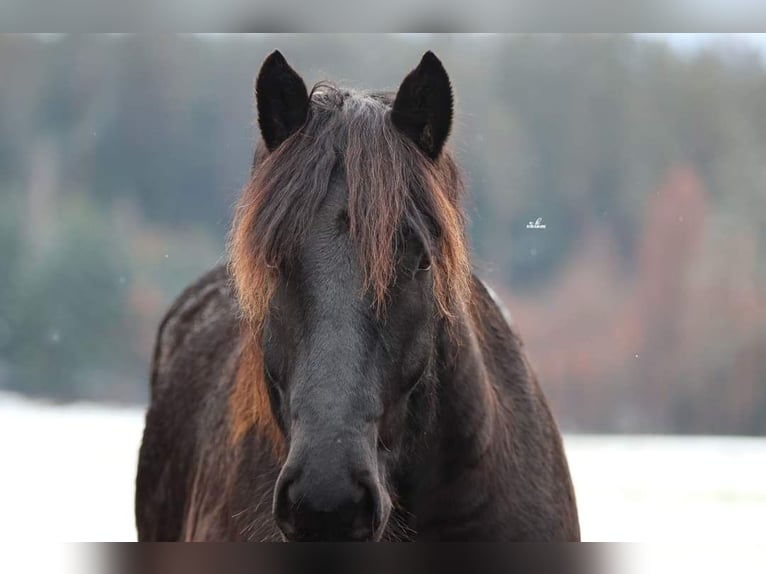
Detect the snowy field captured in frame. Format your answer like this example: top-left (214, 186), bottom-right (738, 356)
top-left (1, 392), bottom-right (764, 572)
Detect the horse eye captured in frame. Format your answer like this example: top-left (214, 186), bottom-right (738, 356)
top-left (417, 255), bottom-right (432, 272)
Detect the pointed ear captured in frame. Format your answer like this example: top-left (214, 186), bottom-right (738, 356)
top-left (391, 51), bottom-right (453, 159)
top-left (255, 50), bottom-right (309, 152)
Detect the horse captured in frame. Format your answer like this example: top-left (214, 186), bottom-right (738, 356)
top-left (135, 50), bottom-right (580, 542)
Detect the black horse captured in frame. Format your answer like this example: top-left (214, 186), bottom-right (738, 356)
top-left (136, 51), bottom-right (580, 541)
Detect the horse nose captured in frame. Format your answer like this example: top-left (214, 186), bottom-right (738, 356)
top-left (274, 464), bottom-right (381, 541)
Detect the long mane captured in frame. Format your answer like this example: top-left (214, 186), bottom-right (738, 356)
top-left (227, 83), bottom-right (470, 449)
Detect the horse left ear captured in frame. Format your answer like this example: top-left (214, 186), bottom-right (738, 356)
top-left (256, 50), bottom-right (310, 152)
top-left (391, 51), bottom-right (453, 159)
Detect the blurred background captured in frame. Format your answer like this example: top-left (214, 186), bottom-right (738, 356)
top-left (2, 33), bottom-right (764, 435)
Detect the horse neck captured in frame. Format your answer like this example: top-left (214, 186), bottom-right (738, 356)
top-left (397, 310), bottom-right (509, 536)
top-left (435, 312), bottom-right (501, 458)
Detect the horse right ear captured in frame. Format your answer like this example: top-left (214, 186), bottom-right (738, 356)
top-left (255, 50), bottom-right (309, 152)
top-left (391, 51), bottom-right (453, 159)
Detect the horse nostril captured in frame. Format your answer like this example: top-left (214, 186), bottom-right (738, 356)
top-left (285, 479), bottom-right (301, 507)
top-left (355, 475), bottom-right (383, 534)
top-left (273, 468), bottom-right (300, 536)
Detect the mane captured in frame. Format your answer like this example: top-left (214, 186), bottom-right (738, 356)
top-left (227, 83), bottom-right (471, 449)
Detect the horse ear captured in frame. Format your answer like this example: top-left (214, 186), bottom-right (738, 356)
top-left (256, 50), bottom-right (309, 152)
top-left (391, 51), bottom-right (453, 159)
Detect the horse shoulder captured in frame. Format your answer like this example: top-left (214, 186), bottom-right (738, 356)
top-left (149, 265), bottom-right (237, 395)
top-left (469, 275), bottom-right (580, 540)
top-left (136, 264), bottom-right (242, 540)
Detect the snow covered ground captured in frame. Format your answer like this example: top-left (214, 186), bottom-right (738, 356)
top-left (0, 392), bottom-right (764, 571)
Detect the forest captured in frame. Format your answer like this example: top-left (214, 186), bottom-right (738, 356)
top-left (0, 34), bottom-right (764, 434)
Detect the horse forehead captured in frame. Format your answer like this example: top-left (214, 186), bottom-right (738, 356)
top-left (306, 169), bottom-right (347, 236)
top-left (322, 167), bottom-right (349, 211)
top-left (300, 176), bottom-right (359, 288)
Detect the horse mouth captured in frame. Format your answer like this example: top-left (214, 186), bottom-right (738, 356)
top-left (276, 508), bottom-right (390, 542)
top-left (278, 527), bottom-right (382, 542)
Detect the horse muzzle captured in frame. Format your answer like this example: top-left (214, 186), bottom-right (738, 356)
top-left (273, 447), bottom-right (390, 541)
